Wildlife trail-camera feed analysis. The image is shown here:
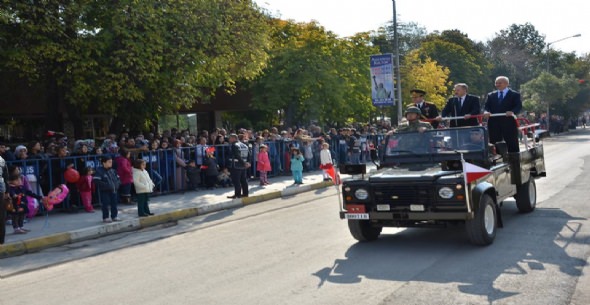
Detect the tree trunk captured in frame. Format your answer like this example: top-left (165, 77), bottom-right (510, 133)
top-left (65, 103), bottom-right (85, 139)
top-left (284, 101), bottom-right (296, 129)
top-left (108, 116), bottom-right (126, 135)
top-left (45, 79), bottom-right (63, 133)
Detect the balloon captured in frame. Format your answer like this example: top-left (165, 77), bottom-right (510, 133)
top-left (46, 184), bottom-right (70, 210)
top-left (64, 168), bottom-right (80, 183)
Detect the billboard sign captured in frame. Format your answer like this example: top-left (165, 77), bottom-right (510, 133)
top-left (370, 54), bottom-right (394, 106)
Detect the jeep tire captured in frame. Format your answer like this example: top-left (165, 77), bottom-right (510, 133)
top-left (466, 194), bottom-right (496, 246)
top-left (515, 176), bottom-right (536, 213)
top-left (348, 220), bottom-right (382, 242)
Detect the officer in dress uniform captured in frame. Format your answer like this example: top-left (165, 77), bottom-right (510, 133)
top-left (409, 89), bottom-right (439, 128)
top-left (227, 134), bottom-right (250, 199)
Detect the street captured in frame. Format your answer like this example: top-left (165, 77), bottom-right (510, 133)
top-left (1, 130), bottom-right (590, 305)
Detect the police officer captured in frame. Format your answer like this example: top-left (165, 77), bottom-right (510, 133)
top-left (396, 106), bottom-right (434, 133)
top-left (0, 155), bottom-right (8, 244)
top-left (227, 133), bottom-right (250, 199)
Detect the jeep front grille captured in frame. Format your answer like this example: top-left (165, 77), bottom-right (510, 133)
top-left (373, 184), bottom-right (433, 205)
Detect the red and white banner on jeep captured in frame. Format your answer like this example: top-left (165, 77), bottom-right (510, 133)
top-left (463, 161), bottom-right (492, 183)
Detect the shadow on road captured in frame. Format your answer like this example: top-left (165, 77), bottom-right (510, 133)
top-left (313, 207), bottom-right (587, 303)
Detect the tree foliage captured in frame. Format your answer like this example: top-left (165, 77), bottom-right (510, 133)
top-left (3, 4), bottom-right (590, 135)
top-left (423, 30), bottom-right (492, 94)
top-left (372, 21), bottom-right (427, 59)
top-left (401, 51), bottom-right (450, 109)
top-left (521, 72), bottom-right (580, 117)
top-left (485, 23), bottom-right (546, 89)
top-left (248, 20), bottom-right (379, 128)
top-left (0, 0), bottom-right (271, 134)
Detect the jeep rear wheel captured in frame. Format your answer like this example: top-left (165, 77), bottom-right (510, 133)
top-left (515, 176), bottom-right (536, 213)
top-left (466, 194), bottom-right (497, 246)
top-left (348, 220), bottom-right (382, 242)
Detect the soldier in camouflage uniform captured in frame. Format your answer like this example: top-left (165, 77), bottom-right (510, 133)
top-left (396, 106), bottom-right (433, 133)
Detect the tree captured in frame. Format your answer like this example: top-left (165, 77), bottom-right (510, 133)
top-left (521, 72), bottom-right (580, 117)
top-left (0, 0), bottom-right (271, 135)
top-left (485, 23), bottom-right (546, 90)
top-left (248, 20), bottom-right (379, 128)
top-left (371, 21), bottom-right (427, 58)
top-left (423, 30), bottom-right (492, 94)
top-left (416, 34), bottom-right (488, 95)
top-left (401, 51), bottom-right (450, 110)
top-left (0, 0), bottom-right (98, 136)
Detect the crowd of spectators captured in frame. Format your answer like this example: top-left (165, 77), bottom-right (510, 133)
top-left (0, 122), bottom-right (388, 218)
top-left (1, 111), bottom-right (585, 222)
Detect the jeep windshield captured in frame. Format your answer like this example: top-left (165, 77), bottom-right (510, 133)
top-left (383, 127), bottom-right (487, 164)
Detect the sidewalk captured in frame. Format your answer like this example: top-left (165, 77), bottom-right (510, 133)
top-left (1, 170), bottom-right (341, 259)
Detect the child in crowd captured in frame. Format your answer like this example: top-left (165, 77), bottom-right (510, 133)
top-left (290, 147), bottom-right (305, 185)
top-left (93, 156), bottom-right (121, 223)
top-left (8, 165), bottom-right (39, 218)
top-left (7, 173), bottom-right (45, 234)
top-left (132, 159), bottom-right (155, 217)
top-left (202, 148), bottom-right (219, 189)
top-left (217, 167), bottom-right (232, 188)
top-left (319, 142), bottom-right (334, 181)
top-left (185, 159), bottom-right (200, 191)
top-left (76, 167), bottom-right (95, 212)
top-left (115, 148), bottom-right (133, 204)
top-left (256, 144), bottom-right (271, 185)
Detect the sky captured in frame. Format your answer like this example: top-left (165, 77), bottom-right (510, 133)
top-left (254, 0), bottom-right (589, 55)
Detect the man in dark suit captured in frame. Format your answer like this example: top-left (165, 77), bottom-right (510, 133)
top-left (410, 89), bottom-right (439, 128)
top-left (437, 83), bottom-right (481, 127)
top-left (483, 76), bottom-right (522, 152)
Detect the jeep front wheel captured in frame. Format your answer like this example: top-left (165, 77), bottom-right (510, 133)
top-left (466, 194), bottom-right (497, 246)
top-left (348, 220), bottom-right (382, 242)
top-left (515, 176), bottom-right (536, 213)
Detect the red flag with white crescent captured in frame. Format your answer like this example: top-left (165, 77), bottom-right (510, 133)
top-left (463, 161), bottom-right (492, 183)
top-left (325, 165), bottom-right (341, 185)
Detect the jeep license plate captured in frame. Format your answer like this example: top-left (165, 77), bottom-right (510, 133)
top-left (410, 204), bottom-right (425, 212)
top-left (345, 213), bottom-right (369, 220)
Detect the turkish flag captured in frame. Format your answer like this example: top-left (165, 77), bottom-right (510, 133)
top-left (463, 161), bottom-right (492, 183)
top-left (325, 166), bottom-right (341, 185)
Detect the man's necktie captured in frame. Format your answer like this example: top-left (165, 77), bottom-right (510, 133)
top-left (498, 91), bottom-right (504, 102)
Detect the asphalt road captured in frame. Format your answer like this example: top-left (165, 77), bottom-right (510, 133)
top-left (1, 129), bottom-right (589, 305)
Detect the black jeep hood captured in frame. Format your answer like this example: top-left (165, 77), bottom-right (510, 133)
top-left (369, 164), bottom-right (457, 182)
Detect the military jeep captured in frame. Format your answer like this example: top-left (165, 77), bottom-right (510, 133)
top-left (338, 124), bottom-right (546, 245)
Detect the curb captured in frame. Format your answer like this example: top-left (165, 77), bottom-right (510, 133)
top-left (0, 180), bottom-right (334, 259)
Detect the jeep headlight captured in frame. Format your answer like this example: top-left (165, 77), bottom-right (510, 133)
top-left (354, 188), bottom-right (369, 200)
top-left (438, 187), bottom-right (454, 199)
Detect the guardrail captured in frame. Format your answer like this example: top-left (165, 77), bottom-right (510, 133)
top-left (5, 137), bottom-right (384, 212)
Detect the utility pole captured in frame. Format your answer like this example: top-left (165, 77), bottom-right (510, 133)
top-left (392, 0), bottom-right (402, 124)
top-left (544, 34), bottom-right (581, 131)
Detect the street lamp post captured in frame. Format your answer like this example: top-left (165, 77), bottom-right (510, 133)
top-left (392, 0), bottom-right (402, 123)
top-left (546, 34), bottom-right (581, 72)
top-left (544, 33), bottom-right (581, 132)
